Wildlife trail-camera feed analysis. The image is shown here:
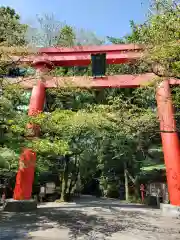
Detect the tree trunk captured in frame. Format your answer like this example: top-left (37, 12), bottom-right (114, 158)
top-left (126, 170), bottom-right (140, 200)
top-left (69, 169), bottom-right (79, 195)
top-left (134, 180), bottom-right (140, 200)
top-left (67, 156), bottom-right (79, 197)
top-left (124, 163), bottom-right (129, 202)
top-left (71, 172), bottom-right (81, 196)
top-left (60, 157), bottom-right (69, 202)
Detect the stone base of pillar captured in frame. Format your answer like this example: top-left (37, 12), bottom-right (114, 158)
top-left (2, 199), bottom-right (37, 212)
top-left (160, 203), bottom-right (180, 219)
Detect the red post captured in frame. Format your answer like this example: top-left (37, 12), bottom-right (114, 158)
top-left (156, 80), bottom-right (180, 206)
top-left (13, 80), bottom-right (46, 200)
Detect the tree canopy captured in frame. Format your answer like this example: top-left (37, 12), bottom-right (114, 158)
top-left (0, 6), bottom-right (27, 46)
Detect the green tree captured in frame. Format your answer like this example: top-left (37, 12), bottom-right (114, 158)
top-left (0, 7), bottom-right (27, 46)
top-left (31, 84), bottom-right (159, 201)
top-left (106, 36), bottom-right (125, 44)
top-left (57, 25), bottom-right (76, 47)
top-left (0, 82), bottom-right (28, 173)
top-left (0, 43), bottom-right (36, 179)
top-left (30, 107), bottom-right (110, 201)
top-left (128, 0), bottom-right (180, 78)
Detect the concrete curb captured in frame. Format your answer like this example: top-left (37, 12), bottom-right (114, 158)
top-left (160, 203), bottom-right (180, 218)
top-left (3, 198), bottom-right (37, 212)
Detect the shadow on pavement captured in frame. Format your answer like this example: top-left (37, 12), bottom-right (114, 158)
top-left (0, 204), bottom-right (154, 240)
top-left (0, 197), bottom-right (179, 240)
top-left (0, 207), bottom-right (126, 239)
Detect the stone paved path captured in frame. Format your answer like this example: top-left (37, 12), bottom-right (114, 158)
top-left (0, 196), bottom-right (180, 239)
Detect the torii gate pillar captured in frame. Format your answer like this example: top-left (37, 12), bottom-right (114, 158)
top-left (156, 80), bottom-right (180, 206)
top-left (13, 62), bottom-right (51, 200)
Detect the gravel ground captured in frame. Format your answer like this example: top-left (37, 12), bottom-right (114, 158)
top-left (0, 196), bottom-right (180, 240)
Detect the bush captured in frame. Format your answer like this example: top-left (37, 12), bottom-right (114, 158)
top-left (105, 184), bottom-right (119, 198)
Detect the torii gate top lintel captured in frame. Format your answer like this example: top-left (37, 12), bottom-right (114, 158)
top-left (38, 44), bottom-right (143, 54)
top-left (17, 44), bottom-right (179, 89)
top-left (24, 44), bottom-right (143, 68)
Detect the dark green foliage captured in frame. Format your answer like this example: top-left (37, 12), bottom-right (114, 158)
top-left (57, 25), bottom-right (76, 47)
top-left (0, 6), bottom-right (27, 46)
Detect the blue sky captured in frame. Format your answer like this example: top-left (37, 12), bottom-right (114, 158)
top-left (0, 0), bottom-right (149, 38)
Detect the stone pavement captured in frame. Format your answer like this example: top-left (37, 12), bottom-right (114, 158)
top-left (0, 196), bottom-right (180, 239)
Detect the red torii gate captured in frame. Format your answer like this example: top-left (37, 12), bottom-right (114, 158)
top-left (13, 44), bottom-right (180, 206)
